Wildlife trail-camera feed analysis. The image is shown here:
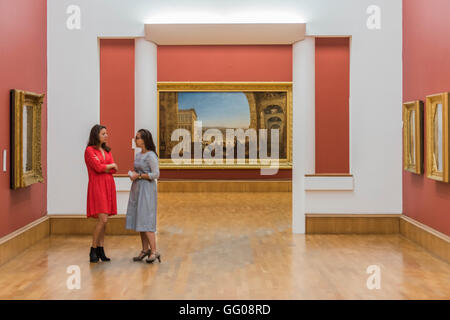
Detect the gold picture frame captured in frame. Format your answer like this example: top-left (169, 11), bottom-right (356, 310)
top-left (425, 92), bottom-right (449, 182)
top-left (10, 89), bottom-right (45, 189)
top-left (403, 100), bottom-right (423, 174)
top-left (157, 82), bottom-right (292, 169)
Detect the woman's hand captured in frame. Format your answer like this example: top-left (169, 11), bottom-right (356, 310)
top-left (130, 171), bottom-right (139, 181)
top-left (105, 163), bottom-right (118, 173)
top-left (106, 163), bottom-right (118, 171)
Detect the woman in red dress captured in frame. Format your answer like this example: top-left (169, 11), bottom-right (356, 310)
top-left (84, 124), bottom-right (118, 263)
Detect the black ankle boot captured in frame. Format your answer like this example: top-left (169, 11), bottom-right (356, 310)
top-left (97, 246), bottom-right (111, 262)
top-left (90, 247), bottom-right (99, 263)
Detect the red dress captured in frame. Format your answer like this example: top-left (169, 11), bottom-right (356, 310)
top-left (84, 146), bottom-right (117, 218)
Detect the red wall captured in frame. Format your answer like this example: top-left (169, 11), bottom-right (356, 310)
top-left (158, 45), bottom-right (292, 179)
top-left (100, 39), bottom-right (135, 174)
top-left (315, 38), bottom-right (350, 174)
top-left (403, 0), bottom-right (450, 235)
top-left (0, 0), bottom-right (47, 238)
top-left (158, 45), bottom-right (292, 82)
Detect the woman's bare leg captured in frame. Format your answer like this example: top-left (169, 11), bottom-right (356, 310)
top-left (92, 214), bottom-right (108, 247)
top-left (98, 225), bottom-right (105, 247)
top-left (145, 232), bottom-right (157, 254)
top-left (98, 214), bottom-right (108, 247)
top-left (92, 222), bottom-right (102, 248)
top-left (140, 232), bottom-right (150, 251)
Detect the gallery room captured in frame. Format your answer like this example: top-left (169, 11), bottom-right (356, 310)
top-left (0, 0), bottom-right (449, 303)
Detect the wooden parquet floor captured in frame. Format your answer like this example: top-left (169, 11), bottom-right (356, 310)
top-left (0, 193), bottom-right (448, 299)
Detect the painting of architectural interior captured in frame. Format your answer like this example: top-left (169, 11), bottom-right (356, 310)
top-left (158, 89), bottom-right (290, 166)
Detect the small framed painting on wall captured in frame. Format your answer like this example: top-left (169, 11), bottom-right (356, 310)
top-left (403, 100), bottom-right (423, 174)
top-left (425, 92), bottom-right (449, 183)
top-left (10, 89), bottom-right (45, 189)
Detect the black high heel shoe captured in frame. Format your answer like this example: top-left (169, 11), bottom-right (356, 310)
top-left (96, 247), bottom-right (111, 262)
top-left (146, 252), bottom-right (161, 264)
top-left (90, 247), bottom-right (99, 263)
top-left (133, 250), bottom-right (151, 261)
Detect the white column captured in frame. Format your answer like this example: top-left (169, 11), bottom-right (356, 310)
top-left (135, 38), bottom-right (158, 139)
top-left (116, 38), bottom-right (158, 214)
top-left (292, 37), bottom-right (315, 234)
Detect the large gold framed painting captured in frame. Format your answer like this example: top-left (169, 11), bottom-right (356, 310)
top-left (10, 89), bottom-right (45, 189)
top-left (158, 82), bottom-right (292, 169)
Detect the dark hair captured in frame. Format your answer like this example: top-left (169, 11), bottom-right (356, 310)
top-left (87, 124), bottom-right (111, 152)
top-left (137, 129), bottom-right (158, 156)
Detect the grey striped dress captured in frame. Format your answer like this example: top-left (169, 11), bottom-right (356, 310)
top-left (125, 151), bottom-right (160, 232)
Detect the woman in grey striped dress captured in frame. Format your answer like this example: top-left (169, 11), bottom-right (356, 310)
top-left (126, 129), bottom-right (161, 263)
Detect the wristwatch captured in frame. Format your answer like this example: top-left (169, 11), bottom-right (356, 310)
top-left (138, 173), bottom-right (142, 180)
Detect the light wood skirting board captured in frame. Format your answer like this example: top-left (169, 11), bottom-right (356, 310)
top-left (0, 215), bottom-right (49, 266)
top-left (49, 215), bottom-right (136, 235)
top-left (157, 179), bottom-right (292, 192)
top-left (305, 214), bottom-right (402, 234)
top-left (400, 215), bottom-right (450, 263)
top-left (306, 214), bottom-right (449, 263)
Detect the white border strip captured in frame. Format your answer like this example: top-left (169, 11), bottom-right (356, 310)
top-left (305, 176), bottom-right (354, 191)
top-left (2, 150), bottom-right (6, 172)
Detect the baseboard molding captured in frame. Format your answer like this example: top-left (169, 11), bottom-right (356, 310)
top-left (306, 214), bottom-right (449, 263)
top-left (305, 214), bottom-right (401, 234)
top-left (50, 213), bottom-right (401, 236)
top-left (400, 215), bottom-right (449, 263)
top-left (0, 215), bottom-right (50, 266)
top-left (49, 215), bottom-right (137, 235)
top-left (157, 179), bottom-right (292, 192)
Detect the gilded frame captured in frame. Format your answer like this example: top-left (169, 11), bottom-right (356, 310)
top-left (425, 92), bottom-right (449, 182)
top-left (402, 100), bottom-right (423, 174)
top-left (10, 89), bottom-right (45, 189)
top-left (157, 82), bottom-right (293, 169)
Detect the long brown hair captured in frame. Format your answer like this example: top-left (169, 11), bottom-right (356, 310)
top-left (137, 129), bottom-right (157, 157)
top-left (87, 124), bottom-right (111, 152)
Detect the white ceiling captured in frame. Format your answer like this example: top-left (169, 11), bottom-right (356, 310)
top-left (144, 23), bottom-right (306, 45)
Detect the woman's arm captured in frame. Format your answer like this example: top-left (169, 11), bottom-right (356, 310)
top-left (105, 164), bottom-right (117, 173)
top-left (141, 152), bottom-right (160, 181)
top-left (85, 147), bottom-right (107, 173)
top-left (85, 148), bottom-right (117, 173)
top-left (107, 152), bottom-right (118, 174)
